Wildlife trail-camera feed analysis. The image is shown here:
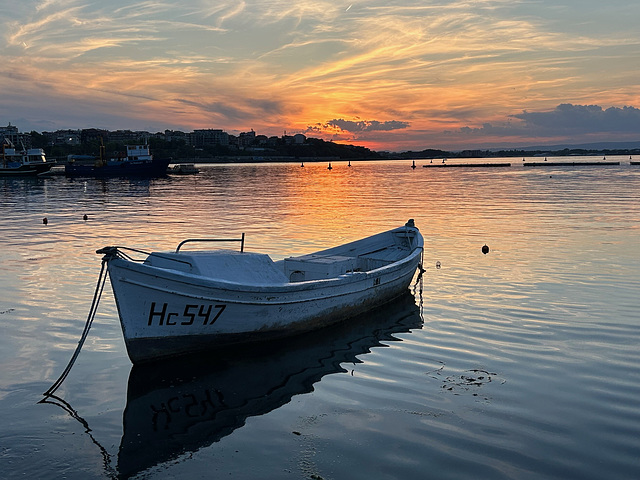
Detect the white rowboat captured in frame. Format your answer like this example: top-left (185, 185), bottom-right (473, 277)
top-left (98, 220), bottom-right (423, 364)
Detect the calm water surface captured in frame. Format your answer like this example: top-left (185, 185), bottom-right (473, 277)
top-left (1, 157), bottom-right (639, 479)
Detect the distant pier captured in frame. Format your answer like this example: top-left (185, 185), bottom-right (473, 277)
top-left (423, 163), bottom-right (512, 168)
top-left (523, 161), bottom-right (620, 167)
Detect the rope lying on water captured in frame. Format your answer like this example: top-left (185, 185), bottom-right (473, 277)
top-left (411, 250), bottom-right (425, 311)
top-left (39, 392), bottom-right (117, 478)
top-left (42, 258), bottom-right (108, 398)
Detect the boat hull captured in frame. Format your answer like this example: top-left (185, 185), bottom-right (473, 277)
top-left (106, 244), bottom-right (422, 363)
top-left (0, 163), bottom-right (53, 176)
top-left (117, 291), bottom-right (422, 477)
top-left (65, 158), bottom-right (170, 177)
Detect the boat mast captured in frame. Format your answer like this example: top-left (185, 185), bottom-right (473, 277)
top-left (97, 137), bottom-right (107, 167)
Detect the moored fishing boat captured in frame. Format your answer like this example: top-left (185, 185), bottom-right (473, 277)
top-left (98, 220), bottom-right (424, 364)
top-left (0, 140), bottom-right (53, 176)
top-left (65, 144), bottom-right (169, 177)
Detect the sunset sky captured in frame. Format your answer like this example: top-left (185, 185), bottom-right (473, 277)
top-left (2, 1), bottom-right (639, 151)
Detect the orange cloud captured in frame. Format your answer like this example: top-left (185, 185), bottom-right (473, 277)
top-left (2, 1), bottom-right (639, 150)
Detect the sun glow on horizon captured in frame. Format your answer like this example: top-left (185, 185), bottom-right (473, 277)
top-left (2, 1), bottom-right (639, 150)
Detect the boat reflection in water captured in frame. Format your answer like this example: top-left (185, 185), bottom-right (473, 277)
top-left (117, 291), bottom-right (423, 477)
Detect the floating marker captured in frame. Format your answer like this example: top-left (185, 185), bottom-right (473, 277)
top-left (482, 244), bottom-right (489, 255)
top-left (42, 217), bottom-right (48, 225)
top-left (83, 214), bottom-right (88, 221)
top-left (328, 162), bottom-right (332, 170)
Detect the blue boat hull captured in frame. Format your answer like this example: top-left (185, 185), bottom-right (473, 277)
top-left (65, 158), bottom-right (170, 177)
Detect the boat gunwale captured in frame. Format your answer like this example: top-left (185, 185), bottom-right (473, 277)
top-left (107, 245), bottom-right (423, 298)
top-left (104, 224), bottom-right (424, 295)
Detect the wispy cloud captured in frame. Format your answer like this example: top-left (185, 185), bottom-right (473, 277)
top-left (1, 1), bottom-right (639, 150)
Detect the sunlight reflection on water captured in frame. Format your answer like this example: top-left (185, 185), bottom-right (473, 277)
top-left (1, 158), bottom-right (639, 479)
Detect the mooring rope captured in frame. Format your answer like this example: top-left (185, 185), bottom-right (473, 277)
top-left (411, 249), bottom-right (425, 312)
top-left (413, 248), bottom-right (426, 284)
top-left (43, 258), bottom-right (108, 397)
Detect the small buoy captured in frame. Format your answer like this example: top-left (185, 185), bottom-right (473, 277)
top-left (482, 244), bottom-right (489, 255)
top-left (42, 217), bottom-right (48, 225)
top-left (300, 161), bottom-right (304, 167)
top-left (435, 261), bottom-right (441, 269)
top-left (348, 160), bottom-right (351, 167)
top-left (327, 162), bottom-right (332, 170)
top-left (83, 214), bottom-right (88, 221)
top-left (411, 160), bottom-right (416, 169)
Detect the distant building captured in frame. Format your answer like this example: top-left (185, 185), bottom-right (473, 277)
top-left (109, 130), bottom-right (150, 143)
top-left (51, 129), bottom-right (82, 146)
top-left (1, 123), bottom-right (20, 145)
top-left (237, 130), bottom-right (257, 148)
top-left (280, 134), bottom-right (306, 145)
top-left (2, 125), bottom-right (306, 153)
top-left (267, 136), bottom-right (280, 147)
top-left (164, 130), bottom-right (188, 143)
top-left (81, 128), bottom-right (110, 144)
top-left (190, 129), bottom-right (229, 147)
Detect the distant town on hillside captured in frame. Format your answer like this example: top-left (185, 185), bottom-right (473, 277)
top-left (2, 123), bottom-right (639, 162)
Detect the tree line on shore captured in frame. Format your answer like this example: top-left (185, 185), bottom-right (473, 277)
top-left (393, 147), bottom-right (640, 159)
top-left (28, 132), bottom-right (381, 161)
top-left (27, 131), bottom-right (640, 162)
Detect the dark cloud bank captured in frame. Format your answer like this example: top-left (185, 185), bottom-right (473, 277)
top-left (304, 104), bottom-right (638, 150)
top-left (310, 104), bottom-right (639, 138)
top-left (455, 104), bottom-right (640, 137)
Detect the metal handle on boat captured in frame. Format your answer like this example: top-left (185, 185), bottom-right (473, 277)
top-left (176, 233), bottom-right (245, 253)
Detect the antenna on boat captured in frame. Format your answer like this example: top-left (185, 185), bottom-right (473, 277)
top-left (98, 138), bottom-right (106, 167)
